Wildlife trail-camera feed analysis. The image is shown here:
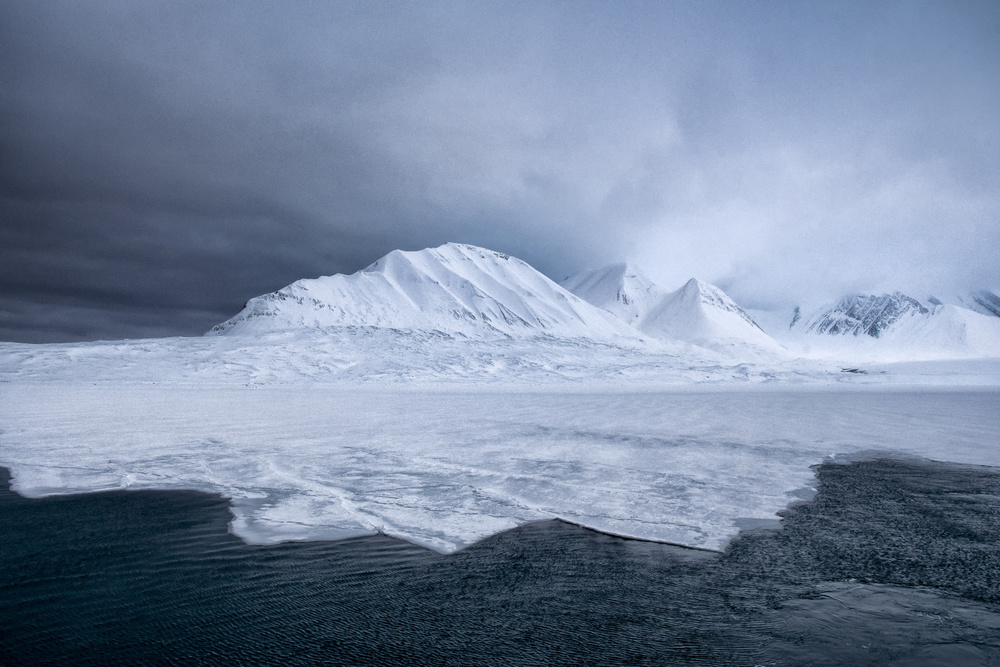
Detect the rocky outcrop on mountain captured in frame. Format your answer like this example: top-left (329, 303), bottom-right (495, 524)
top-left (803, 292), bottom-right (929, 338)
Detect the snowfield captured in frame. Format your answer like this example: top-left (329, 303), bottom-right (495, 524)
top-left (1, 333), bottom-right (999, 553)
top-left (1, 243), bottom-right (999, 553)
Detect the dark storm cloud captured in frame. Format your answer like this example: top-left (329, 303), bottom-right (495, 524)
top-left (0, 0), bottom-right (434, 340)
top-left (2, 0), bottom-right (999, 341)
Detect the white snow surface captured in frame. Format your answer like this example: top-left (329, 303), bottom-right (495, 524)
top-left (562, 265), bottom-right (782, 355)
top-left (2, 244), bottom-right (999, 554)
top-left (211, 243), bottom-right (638, 341)
top-left (933, 289), bottom-right (1000, 319)
top-left (755, 300), bottom-right (1000, 362)
top-left (639, 279), bottom-right (783, 354)
top-left (560, 263), bottom-right (667, 327)
top-left (2, 331), bottom-right (999, 554)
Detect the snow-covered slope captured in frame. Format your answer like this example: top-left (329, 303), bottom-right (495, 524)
top-left (560, 263), bottom-right (667, 326)
top-left (800, 292), bottom-right (929, 338)
top-left (869, 304), bottom-right (1000, 359)
top-left (771, 291), bottom-right (1000, 361)
top-left (929, 289), bottom-right (1000, 319)
top-left (210, 243), bottom-right (639, 341)
top-left (3, 244), bottom-right (1000, 559)
top-left (639, 279), bottom-right (783, 352)
top-left (562, 266), bottom-right (783, 353)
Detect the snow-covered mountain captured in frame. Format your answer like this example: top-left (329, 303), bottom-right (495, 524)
top-left (209, 243), bottom-right (639, 340)
top-left (562, 266), bottom-right (782, 353)
top-left (800, 292), bottom-right (929, 338)
top-left (207, 242), bottom-right (997, 361)
top-left (770, 291), bottom-right (1000, 360)
top-left (930, 290), bottom-right (1000, 319)
top-left (639, 279), bottom-right (782, 352)
top-left (560, 263), bottom-right (667, 326)
top-left (886, 304), bottom-right (1000, 354)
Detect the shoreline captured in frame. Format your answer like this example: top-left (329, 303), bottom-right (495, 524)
top-left (4, 458), bottom-right (1000, 664)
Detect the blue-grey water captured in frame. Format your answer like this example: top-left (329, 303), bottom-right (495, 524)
top-left (3, 458), bottom-right (1000, 666)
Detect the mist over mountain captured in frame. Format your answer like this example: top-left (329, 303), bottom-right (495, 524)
top-left (2, 2), bottom-right (998, 343)
top-left (561, 265), bottom-right (782, 354)
top-left (760, 289), bottom-right (1000, 361)
top-left (560, 264), bottom-right (665, 327)
top-left (801, 293), bottom-right (930, 338)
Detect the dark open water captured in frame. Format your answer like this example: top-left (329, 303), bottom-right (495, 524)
top-left (3, 458), bottom-right (1000, 666)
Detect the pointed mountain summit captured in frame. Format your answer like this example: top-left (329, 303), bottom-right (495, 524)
top-left (209, 243), bottom-right (639, 340)
top-left (639, 278), bottom-right (781, 351)
top-left (562, 265), bottom-right (782, 352)
top-left (560, 263), bottom-right (667, 326)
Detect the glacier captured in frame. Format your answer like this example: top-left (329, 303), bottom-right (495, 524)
top-left (1, 243), bottom-right (999, 554)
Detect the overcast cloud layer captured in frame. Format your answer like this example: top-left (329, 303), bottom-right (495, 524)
top-left (2, 0), bottom-right (998, 342)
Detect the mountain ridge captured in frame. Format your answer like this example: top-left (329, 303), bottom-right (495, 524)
top-left (561, 265), bottom-right (782, 353)
top-left (209, 243), bottom-right (640, 341)
top-left (801, 292), bottom-right (930, 338)
top-left (208, 242), bottom-right (999, 360)
top-left (560, 263), bottom-right (667, 326)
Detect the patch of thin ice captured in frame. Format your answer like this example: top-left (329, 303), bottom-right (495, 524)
top-left (2, 383), bottom-right (997, 553)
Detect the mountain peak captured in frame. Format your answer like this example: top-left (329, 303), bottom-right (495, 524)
top-left (364, 243), bottom-right (516, 274)
top-left (804, 292), bottom-right (929, 338)
top-left (681, 277), bottom-right (703, 288)
top-left (775, 290), bottom-right (1000, 358)
top-left (674, 279), bottom-right (756, 323)
top-left (209, 244), bottom-right (637, 340)
top-left (564, 261), bottom-right (653, 287)
top-left (561, 262), bottom-right (666, 325)
top-left (678, 277), bottom-right (714, 296)
top-left (562, 267), bottom-right (779, 352)
top-left (637, 278), bottom-right (778, 352)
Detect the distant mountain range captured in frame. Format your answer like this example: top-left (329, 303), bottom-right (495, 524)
top-left (210, 243), bottom-right (1000, 360)
top-left (784, 289), bottom-right (1000, 359)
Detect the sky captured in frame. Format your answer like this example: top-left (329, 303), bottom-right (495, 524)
top-left (2, 0), bottom-right (999, 342)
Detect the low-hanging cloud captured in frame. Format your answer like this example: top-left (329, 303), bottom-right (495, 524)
top-left (2, 0), bottom-right (998, 341)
